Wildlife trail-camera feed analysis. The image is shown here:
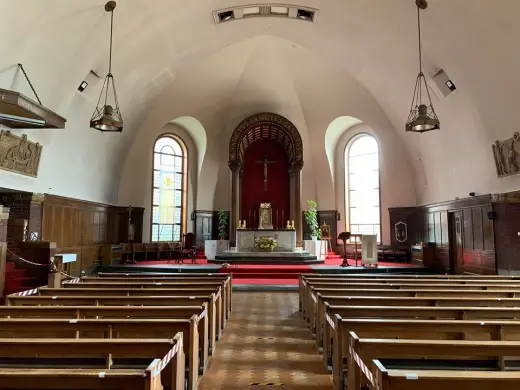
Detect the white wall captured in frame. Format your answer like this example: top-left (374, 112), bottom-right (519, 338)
top-left (333, 123), bottom-right (416, 245)
top-left (119, 123), bottom-right (198, 242)
top-left (118, 36), bottom-right (417, 243)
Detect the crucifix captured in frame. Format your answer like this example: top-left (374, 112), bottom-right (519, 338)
top-left (256, 154), bottom-right (276, 192)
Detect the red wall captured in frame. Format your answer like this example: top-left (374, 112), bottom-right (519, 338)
top-left (241, 139), bottom-right (290, 229)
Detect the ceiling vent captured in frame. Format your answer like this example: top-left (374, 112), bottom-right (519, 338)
top-left (213, 4), bottom-right (318, 24)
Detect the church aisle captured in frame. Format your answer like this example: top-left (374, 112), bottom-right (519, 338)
top-left (198, 291), bottom-right (333, 390)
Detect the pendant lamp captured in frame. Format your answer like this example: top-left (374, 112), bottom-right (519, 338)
top-left (90, 1), bottom-right (123, 133)
top-left (405, 0), bottom-right (439, 133)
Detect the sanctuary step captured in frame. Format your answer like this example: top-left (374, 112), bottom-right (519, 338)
top-left (212, 250), bottom-right (322, 265)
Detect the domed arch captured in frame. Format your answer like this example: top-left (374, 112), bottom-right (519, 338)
top-left (228, 112), bottom-right (304, 168)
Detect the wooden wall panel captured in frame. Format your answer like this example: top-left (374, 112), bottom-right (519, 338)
top-left (462, 208), bottom-right (473, 250)
top-left (483, 206), bottom-right (494, 251)
top-left (494, 202), bottom-right (520, 273)
top-left (472, 208), bottom-right (483, 250)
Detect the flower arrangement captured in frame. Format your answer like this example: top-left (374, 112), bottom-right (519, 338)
top-left (255, 236), bottom-right (278, 251)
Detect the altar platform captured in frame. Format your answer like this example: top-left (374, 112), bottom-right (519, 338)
top-left (212, 250), bottom-right (321, 265)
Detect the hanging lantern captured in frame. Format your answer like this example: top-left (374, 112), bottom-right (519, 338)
top-left (405, 0), bottom-right (440, 133)
top-left (90, 1), bottom-right (123, 133)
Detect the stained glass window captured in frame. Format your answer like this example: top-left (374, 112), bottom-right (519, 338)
top-left (152, 135), bottom-right (186, 242)
top-left (346, 134), bottom-right (381, 242)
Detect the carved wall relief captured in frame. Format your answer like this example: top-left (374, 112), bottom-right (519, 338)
top-left (493, 132), bottom-right (520, 178)
top-left (0, 130), bottom-right (42, 177)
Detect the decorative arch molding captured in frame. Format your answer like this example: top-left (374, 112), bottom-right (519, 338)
top-left (228, 112), bottom-right (304, 170)
top-left (228, 112), bottom-right (304, 246)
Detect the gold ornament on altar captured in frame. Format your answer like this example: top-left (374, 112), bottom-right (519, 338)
top-left (258, 203), bottom-right (273, 229)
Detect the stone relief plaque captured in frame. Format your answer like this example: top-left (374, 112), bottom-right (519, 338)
top-left (493, 132), bottom-right (519, 178)
top-left (0, 130), bottom-right (42, 177)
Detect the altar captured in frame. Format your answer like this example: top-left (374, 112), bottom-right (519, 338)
top-left (236, 229), bottom-right (297, 252)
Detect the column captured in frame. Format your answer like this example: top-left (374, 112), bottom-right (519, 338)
top-left (290, 162), bottom-right (304, 247)
top-left (228, 161), bottom-right (242, 247)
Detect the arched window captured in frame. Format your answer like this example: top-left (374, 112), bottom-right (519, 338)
top-left (152, 135), bottom-right (187, 242)
top-left (345, 134), bottom-right (381, 242)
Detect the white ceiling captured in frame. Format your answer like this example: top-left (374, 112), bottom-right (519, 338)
top-left (1, 0), bottom-right (519, 204)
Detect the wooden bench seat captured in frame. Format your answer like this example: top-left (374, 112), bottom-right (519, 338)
top-left (68, 278), bottom-right (231, 322)
top-left (349, 333), bottom-right (520, 390)
top-left (6, 295), bottom-right (220, 348)
top-left (17, 288), bottom-right (224, 339)
top-left (299, 274), bottom-right (520, 313)
top-left (0, 336), bottom-right (185, 390)
top-left (305, 287), bottom-right (520, 333)
top-left (331, 317), bottom-right (520, 390)
top-left (0, 367), bottom-right (159, 390)
top-left (373, 360), bottom-right (520, 390)
top-left (81, 274), bottom-right (232, 315)
top-left (0, 317), bottom-right (200, 390)
top-left (0, 304), bottom-right (213, 358)
top-left (322, 304), bottom-right (520, 371)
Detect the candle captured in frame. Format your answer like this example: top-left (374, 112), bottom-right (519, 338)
top-left (242, 220), bottom-right (246, 229)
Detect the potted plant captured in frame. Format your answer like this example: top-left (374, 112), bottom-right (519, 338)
top-left (304, 200), bottom-right (321, 240)
top-left (218, 210), bottom-right (228, 240)
top-left (255, 236), bottom-right (278, 252)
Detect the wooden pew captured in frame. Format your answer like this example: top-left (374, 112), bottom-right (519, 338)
top-left (314, 295), bottom-right (520, 351)
top-left (330, 317), bottom-right (520, 390)
top-left (299, 274), bottom-right (520, 314)
top-left (34, 287), bottom-right (224, 336)
top-left (0, 336), bottom-right (185, 390)
top-left (322, 304), bottom-right (520, 371)
top-left (305, 286), bottom-right (520, 334)
top-left (0, 304), bottom-right (213, 361)
top-left (372, 360), bottom-right (520, 390)
top-left (0, 317), bottom-right (200, 390)
top-left (303, 281), bottom-right (520, 322)
top-left (348, 332), bottom-right (520, 390)
top-left (74, 276), bottom-right (232, 320)
top-left (6, 295), bottom-right (219, 348)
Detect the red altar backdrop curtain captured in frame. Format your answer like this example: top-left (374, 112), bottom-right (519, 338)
top-left (241, 139), bottom-right (290, 229)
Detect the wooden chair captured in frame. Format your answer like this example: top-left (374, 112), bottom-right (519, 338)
top-left (144, 243), bottom-right (157, 261)
top-left (168, 242), bottom-right (183, 264)
top-left (157, 242), bottom-right (171, 261)
top-left (132, 243), bottom-right (145, 262)
top-left (182, 233), bottom-right (196, 264)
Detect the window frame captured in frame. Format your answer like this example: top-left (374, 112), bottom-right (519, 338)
top-left (150, 134), bottom-right (188, 243)
top-left (345, 133), bottom-right (382, 243)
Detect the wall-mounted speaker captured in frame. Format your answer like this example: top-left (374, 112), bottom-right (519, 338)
top-left (337, 212), bottom-right (341, 221)
top-left (487, 211), bottom-right (497, 220)
top-left (432, 69), bottom-right (457, 97)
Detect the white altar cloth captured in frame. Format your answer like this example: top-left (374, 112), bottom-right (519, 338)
top-left (204, 240), bottom-right (229, 260)
top-left (304, 240), bottom-right (327, 261)
top-left (236, 229), bottom-right (297, 252)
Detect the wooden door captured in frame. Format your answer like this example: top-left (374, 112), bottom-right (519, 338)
top-left (449, 211), bottom-right (464, 274)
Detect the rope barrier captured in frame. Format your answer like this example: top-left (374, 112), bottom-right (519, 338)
top-left (7, 248), bottom-right (48, 267)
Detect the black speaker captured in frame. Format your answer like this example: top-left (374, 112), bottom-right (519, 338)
top-left (487, 211), bottom-right (497, 220)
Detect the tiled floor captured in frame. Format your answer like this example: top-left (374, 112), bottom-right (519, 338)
top-left (198, 292), bottom-right (333, 390)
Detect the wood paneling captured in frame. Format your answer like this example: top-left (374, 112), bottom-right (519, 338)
top-left (388, 207), bottom-right (422, 247)
top-left (193, 210), bottom-right (226, 250)
top-left (0, 192), bottom-right (144, 277)
top-left (390, 195), bottom-right (496, 275)
top-left (494, 202), bottom-right (520, 273)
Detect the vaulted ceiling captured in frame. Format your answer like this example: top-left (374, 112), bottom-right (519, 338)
top-left (1, 0), bottom-right (519, 204)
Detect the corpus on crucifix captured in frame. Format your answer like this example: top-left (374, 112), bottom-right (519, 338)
top-left (256, 154), bottom-right (276, 192)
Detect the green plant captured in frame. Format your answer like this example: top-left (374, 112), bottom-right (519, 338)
top-left (255, 236), bottom-right (278, 250)
top-left (304, 200), bottom-right (321, 239)
top-left (218, 210), bottom-right (228, 239)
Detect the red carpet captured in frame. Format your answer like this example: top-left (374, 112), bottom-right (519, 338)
top-left (133, 250), bottom-right (418, 285)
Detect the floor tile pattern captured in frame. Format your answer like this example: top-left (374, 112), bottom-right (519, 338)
top-left (199, 292), bottom-right (333, 390)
